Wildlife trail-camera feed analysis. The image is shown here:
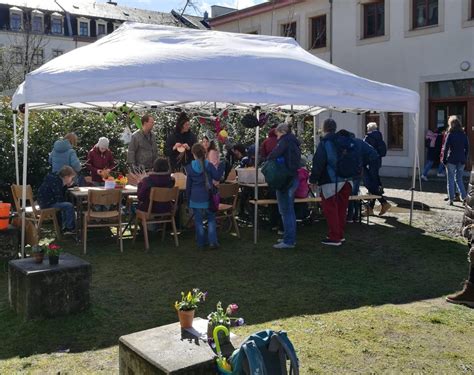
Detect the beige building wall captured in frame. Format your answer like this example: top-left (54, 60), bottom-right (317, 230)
top-left (211, 0), bottom-right (474, 177)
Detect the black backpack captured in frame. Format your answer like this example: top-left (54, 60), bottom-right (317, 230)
top-left (328, 134), bottom-right (360, 179)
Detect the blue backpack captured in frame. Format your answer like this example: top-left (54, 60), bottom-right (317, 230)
top-left (229, 330), bottom-right (299, 375)
top-left (325, 135), bottom-right (360, 179)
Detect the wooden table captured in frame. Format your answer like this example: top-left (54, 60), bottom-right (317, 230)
top-left (68, 185), bottom-right (138, 242)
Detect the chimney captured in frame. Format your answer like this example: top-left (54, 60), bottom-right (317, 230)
top-left (203, 11), bottom-right (209, 21)
top-left (107, 1), bottom-right (118, 5)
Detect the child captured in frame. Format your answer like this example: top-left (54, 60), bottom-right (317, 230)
top-left (185, 143), bottom-right (224, 249)
top-left (37, 165), bottom-right (76, 235)
top-left (137, 158), bottom-right (175, 214)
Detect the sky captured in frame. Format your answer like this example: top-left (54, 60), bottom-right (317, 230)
top-left (98, 0), bottom-right (266, 16)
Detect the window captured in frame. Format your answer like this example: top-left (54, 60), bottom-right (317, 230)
top-left (310, 15), bottom-right (326, 49)
top-left (51, 18), bottom-right (62, 34)
top-left (413, 0), bottom-right (438, 29)
top-left (97, 23), bottom-right (106, 36)
top-left (10, 13), bottom-right (21, 31)
top-left (32, 49), bottom-right (43, 65)
top-left (472, 0), bottom-right (474, 19)
top-left (387, 113), bottom-right (404, 150)
top-left (52, 49), bottom-right (63, 58)
top-left (429, 79), bottom-right (472, 98)
top-left (364, 1), bottom-right (385, 38)
top-left (11, 46), bottom-right (22, 64)
top-left (32, 15), bottom-right (43, 32)
top-left (365, 112), bottom-right (380, 127)
top-left (79, 21), bottom-right (89, 36)
top-left (281, 22), bottom-right (297, 40)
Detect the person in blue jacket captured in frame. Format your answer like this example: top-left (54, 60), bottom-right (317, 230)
top-left (443, 115), bottom-right (469, 205)
top-left (267, 122), bottom-right (301, 249)
top-left (186, 143), bottom-right (224, 249)
top-left (37, 166), bottom-right (76, 235)
top-left (49, 133), bottom-right (82, 173)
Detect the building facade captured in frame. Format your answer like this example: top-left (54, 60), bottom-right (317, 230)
top-left (0, 0), bottom-right (208, 91)
top-left (210, 0), bottom-right (474, 177)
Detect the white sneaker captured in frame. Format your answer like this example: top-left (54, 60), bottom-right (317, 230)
top-left (273, 242), bottom-right (295, 249)
top-left (421, 175), bottom-right (428, 182)
top-left (437, 173), bottom-right (445, 177)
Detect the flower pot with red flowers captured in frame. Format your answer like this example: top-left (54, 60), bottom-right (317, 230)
top-left (174, 288), bottom-right (207, 329)
top-left (46, 243), bottom-right (62, 265)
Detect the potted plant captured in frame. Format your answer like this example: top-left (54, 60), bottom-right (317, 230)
top-left (31, 244), bottom-right (45, 264)
top-left (46, 243), bottom-right (62, 265)
top-left (207, 302), bottom-right (244, 344)
top-left (174, 288), bottom-right (206, 329)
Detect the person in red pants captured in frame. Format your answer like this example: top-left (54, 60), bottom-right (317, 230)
top-left (310, 119), bottom-right (357, 246)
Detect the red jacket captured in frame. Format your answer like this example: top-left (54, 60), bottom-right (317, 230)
top-left (260, 128), bottom-right (278, 159)
top-left (86, 147), bottom-right (115, 182)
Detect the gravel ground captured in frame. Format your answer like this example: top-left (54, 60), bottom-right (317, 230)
top-left (365, 176), bottom-right (467, 239)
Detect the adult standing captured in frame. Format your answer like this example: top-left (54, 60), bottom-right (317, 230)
top-left (49, 132), bottom-right (81, 174)
top-left (165, 112), bottom-right (197, 172)
top-left (443, 115), bottom-right (469, 205)
top-left (310, 119), bottom-right (354, 247)
top-left (260, 125), bottom-right (278, 160)
top-left (127, 114), bottom-right (158, 171)
top-left (421, 126), bottom-right (445, 181)
top-left (363, 122), bottom-right (391, 216)
top-left (86, 137), bottom-right (116, 184)
top-left (267, 123), bottom-right (301, 249)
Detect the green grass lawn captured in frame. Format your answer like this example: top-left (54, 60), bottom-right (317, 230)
top-left (0, 217), bottom-right (473, 374)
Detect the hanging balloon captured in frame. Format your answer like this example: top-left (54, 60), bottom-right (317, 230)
top-left (198, 117), bottom-right (207, 125)
top-left (214, 117), bottom-right (221, 133)
top-left (222, 110), bottom-right (229, 118)
top-left (217, 129), bottom-right (228, 144)
top-left (241, 113), bottom-right (259, 128)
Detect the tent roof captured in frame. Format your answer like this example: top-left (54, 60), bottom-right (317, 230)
top-left (12, 22), bottom-right (419, 113)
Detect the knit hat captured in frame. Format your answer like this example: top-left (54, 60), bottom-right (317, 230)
top-left (96, 137), bottom-right (109, 149)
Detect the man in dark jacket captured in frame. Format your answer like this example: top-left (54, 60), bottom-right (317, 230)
top-left (310, 119), bottom-right (353, 247)
top-left (267, 123), bottom-right (301, 249)
top-left (37, 166), bottom-right (76, 234)
top-left (363, 122), bottom-right (391, 216)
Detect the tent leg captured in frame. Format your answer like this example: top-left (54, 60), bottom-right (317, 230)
top-left (254, 110), bottom-right (260, 245)
top-left (409, 113), bottom-right (419, 226)
top-left (20, 104), bottom-right (29, 258)
top-left (13, 113), bottom-right (19, 185)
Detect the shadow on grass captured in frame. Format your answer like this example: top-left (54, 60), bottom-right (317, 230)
top-left (0, 216), bottom-right (468, 359)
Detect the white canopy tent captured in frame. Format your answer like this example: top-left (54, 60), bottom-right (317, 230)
top-left (12, 22), bottom-right (420, 253)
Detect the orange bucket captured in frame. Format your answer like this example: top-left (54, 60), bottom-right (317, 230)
top-left (0, 202), bottom-right (11, 230)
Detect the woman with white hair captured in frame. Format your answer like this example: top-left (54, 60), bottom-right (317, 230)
top-left (267, 122), bottom-right (301, 249)
top-left (363, 122), bottom-right (391, 216)
top-left (86, 137), bottom-right (116, 184)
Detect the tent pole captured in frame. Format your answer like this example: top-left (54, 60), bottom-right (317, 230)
top-left (313, 115), bottom-right (317, 154)
top-left (13, 112), bottom-right (19, 185)
top-left (254, 109), bottom-right (260, 245)
top-left (20, 104), bottom-right (29, 258)
top-left (409, 113), bottom-right (419, 226)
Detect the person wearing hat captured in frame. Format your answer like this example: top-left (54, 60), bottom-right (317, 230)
top-left (86, 137), bottom-right (116, 184)
top-left (165, 112), bottom-right (197, 172)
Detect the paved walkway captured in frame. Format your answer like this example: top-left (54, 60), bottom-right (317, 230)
top-left (364, 176), bottom-right (467, 239)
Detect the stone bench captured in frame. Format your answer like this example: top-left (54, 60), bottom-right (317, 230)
top-left (119, 318), bottom-right (240, 375)
top-left (8, 252), bottom-right (91, 320)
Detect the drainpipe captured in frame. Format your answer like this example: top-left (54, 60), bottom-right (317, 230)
top-left (329, 0), bottom-right (333, 64)
top-left (54, 0), bottom-right (73, 37)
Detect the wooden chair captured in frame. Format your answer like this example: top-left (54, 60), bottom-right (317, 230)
top-left (133, 187), bottom-right (180, 250)
top-left (216, 183), bottom-right (240, 238)
top-left (83, 189), bottom-right (123, 254)
top-left (11, 184), bottom-right (61, 239)
top-left (172, 172), bottom-right (187, 190)
top-left (226, 168), bottom-right (237, 182)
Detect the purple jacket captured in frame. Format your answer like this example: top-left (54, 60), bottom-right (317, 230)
top-left (137, 173), bottom-right (175, 213)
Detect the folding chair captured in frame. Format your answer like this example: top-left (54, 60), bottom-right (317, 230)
top-left (11, 184), bottom-right (61, 239)
top-left (216, 183), bottom-right (240, 238)
top-left (133, 187), bottom-right (180, 250)
top-left (83, 189), bottom-right (123, 254)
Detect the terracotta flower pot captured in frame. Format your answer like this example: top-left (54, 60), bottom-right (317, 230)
top-left (33, 253), bottom-right (44, 264)
top-left (177, 309), bottom-right (195, 329)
